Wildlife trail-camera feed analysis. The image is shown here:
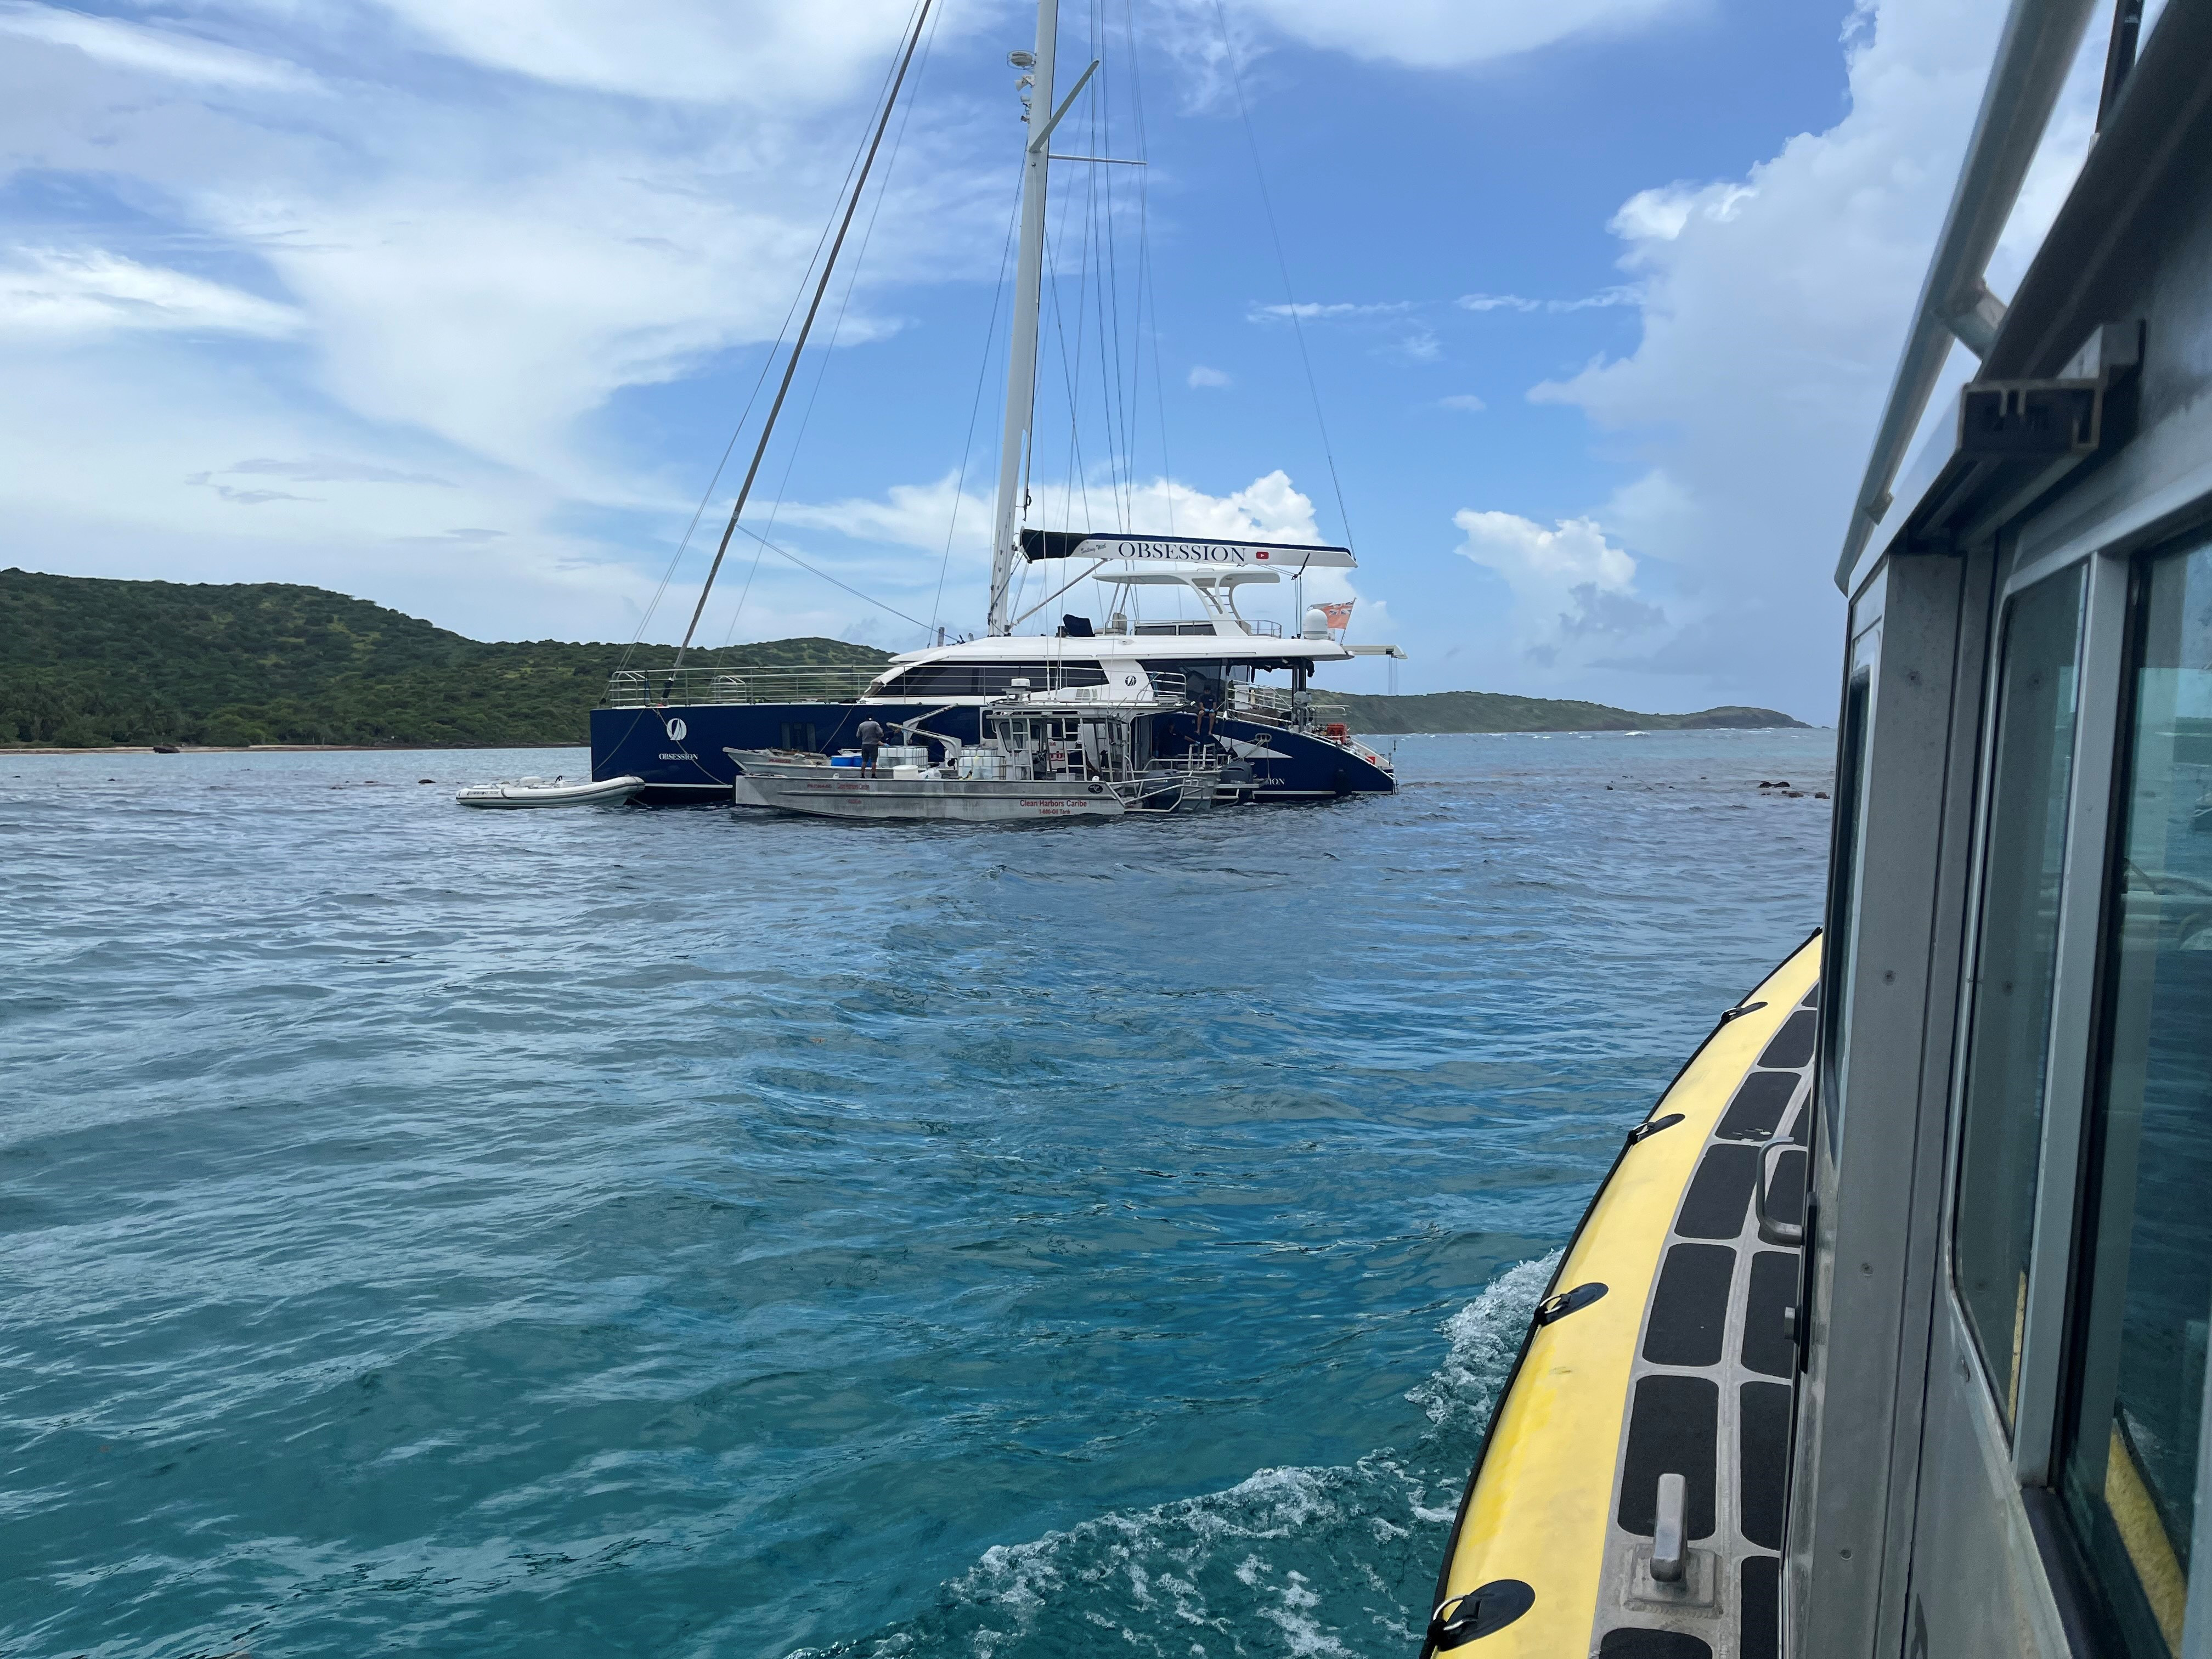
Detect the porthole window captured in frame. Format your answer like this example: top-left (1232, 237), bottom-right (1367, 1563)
top-left (2056, 538), bottom-right (2212, 1657)
top-left (1953, 566), bottom-right (2087, 1431)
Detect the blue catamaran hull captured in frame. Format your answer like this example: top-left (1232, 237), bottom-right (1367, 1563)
top-left (589, 702), bottom-right (1393, 805)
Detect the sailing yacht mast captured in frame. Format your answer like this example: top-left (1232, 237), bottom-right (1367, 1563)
top-left (986, 0), bottom-right (1081, 637)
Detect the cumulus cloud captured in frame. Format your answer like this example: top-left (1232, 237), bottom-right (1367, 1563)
top-left (0, 249), bottom-right (302, 338)
top-left (1510, 0), bottom-right (2108, 712)
top-left (1454, 510), bottom-right (1662, 666)
top-left (748, 466), bottom-right (1380, 641)
top-left (1187, 364), bottom-right (1232, 388)
top-left (1221, 0), bottom-right (1689, 71)
top-left (0, 0), bottom-right (1008, 629)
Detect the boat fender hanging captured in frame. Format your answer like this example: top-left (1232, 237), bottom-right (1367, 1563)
top-left (1427, 1578), bottom-right (1535, 1650)
top-left (1534, 1282), bottom-right (1608, 1327)
top-left (1627, 1111), bottom-right (1686, 1146)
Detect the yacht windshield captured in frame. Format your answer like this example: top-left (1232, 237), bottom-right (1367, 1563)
top-left (878, 660), bottom-right (1108, 697)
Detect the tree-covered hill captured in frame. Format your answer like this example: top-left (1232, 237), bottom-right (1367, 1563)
top-left (0, 569), bottom-right (890, 748)
top-left (1, 568), bottom-right (1809, 747)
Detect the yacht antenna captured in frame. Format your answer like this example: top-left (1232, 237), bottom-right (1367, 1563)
top-left (673, 0), bottom-right (935, 670)
top-left (987, 0), bottom-right (1094, 636)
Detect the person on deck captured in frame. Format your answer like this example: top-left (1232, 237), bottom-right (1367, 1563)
top-left (856, 716), bottom-right (885, 777)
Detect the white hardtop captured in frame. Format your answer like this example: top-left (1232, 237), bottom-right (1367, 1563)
top-left (882, 632), bottom-right (1351, 669)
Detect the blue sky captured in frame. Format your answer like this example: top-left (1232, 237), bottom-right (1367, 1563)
top-left (0, 0), bottom-right (2119, 718)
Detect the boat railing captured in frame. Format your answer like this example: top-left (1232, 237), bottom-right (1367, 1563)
top-left (1147, 670), bottom-right (1189, 701)
top-left (600, 665), bottom-right (883, 707)
top-left (1226, 682), bottom-right (1345, 725)
top-left (1241, 619), bottom-right (1284, 637)
top-left (1228, 681), bottom-right (1293, 719)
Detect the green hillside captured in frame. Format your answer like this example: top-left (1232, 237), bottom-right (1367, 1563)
top-left (1, 569), bottom-right (1807, 747)
top-left (1323, 689), bottom-right (1807, 733)
top-left (0, 569), bottom-right (890, 748)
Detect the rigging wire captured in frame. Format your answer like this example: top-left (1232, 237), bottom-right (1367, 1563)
top-left (617, 21), bottom-right (916, 672)
top-left (1124, 0), bottom-right (1174, 539)
top-left (670, 0), bottom-right (935, 671)
top-left (730, 522), bottom-right (933, 630)
top-left (718, 0), bottom-right (947, 649)
top-left (931, 176), bottom-right (1026, 641)
top-left (1207, 0), bottom-right (1356, 550)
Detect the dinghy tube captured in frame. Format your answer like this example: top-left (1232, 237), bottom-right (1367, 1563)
top-left (1423, 932), bottom-right (1821, 1658)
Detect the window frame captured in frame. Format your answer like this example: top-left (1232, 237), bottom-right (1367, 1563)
top-left (1939, 543), bottom-right (2128, 1475)
top-left (2050, 532), bottom-right (2212, 1656)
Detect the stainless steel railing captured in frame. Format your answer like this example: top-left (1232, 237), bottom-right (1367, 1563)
top-left (600, 666), bottom-right (883, 707)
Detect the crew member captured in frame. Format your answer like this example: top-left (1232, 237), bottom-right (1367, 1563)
top-left (856, 716), bottom-right (885, 777)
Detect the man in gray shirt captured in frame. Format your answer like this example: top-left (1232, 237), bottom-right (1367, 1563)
top-left (855, 716), bottom-right (885, 777)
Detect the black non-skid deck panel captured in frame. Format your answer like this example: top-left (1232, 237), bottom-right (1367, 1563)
top-left (1742, 1252), bottom-right (1799, 1379)
top-left (1739, 1382), bottom-right (1792, 1549)
top-left (1675, 1143), bottom-right (1758, 1239)
top-left (1643, 1244), bottom-right (1737, 1369)
top-left (1757, 1007), bottom-right (1817, 1068)
top-left (1599, 1631), bottom-right (1716, 1658)
top-left (1714, 1070), bottom-right (1797, 1142)
top-left (1760, 1008), bottom-right (1814, 1070)
top-left (1740, 1556), bottom-right (1780, 1659)
top-left (1619, 1374), bottom-right (1718, 1538)
top-left (1591, 978), bottom-right (1817, 1657)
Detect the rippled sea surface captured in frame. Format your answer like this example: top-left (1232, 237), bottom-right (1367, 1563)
top-left (2, 729), bottom-right (1833, 1658)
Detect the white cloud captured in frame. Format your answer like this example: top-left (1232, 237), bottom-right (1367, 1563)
top-left (1438, 393), bottom-right (1486, 413)
top-left (754, 466), bottom-right (1378, 640)
top-left (1453, 509), bottom-right (1663, 666)
top-left (1456, 286), bottom-right (1640, 314)
top-left (0, 248), bottom-right (303, 338)
top-left (1515, 0), bottom-right (2109, 711)
top-left (0, 4), bottom-right (316, 91)
top-left (1249, 300), bottom-right (1409, 321)
top-left (1390, 327), bottom-right (1441, 363)
top-left (1187, 364), bottom-right (1233, 388)
top-left (775, 472), bottom-right (991, 557)
top-left (1222, 0), bottom-right (1689, 71)
top-left (368, 0), bottom-right (951, 107)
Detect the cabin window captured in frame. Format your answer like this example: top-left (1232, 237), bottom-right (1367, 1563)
top-left (880, 660), bottom-right (1108, 697)
top-left (2056, 540), bottom-right (2212, 1658)
top-left (1953, 566), bottom-right (2086, 1431)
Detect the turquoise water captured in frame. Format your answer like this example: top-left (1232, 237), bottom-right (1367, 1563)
top-left (1, 729), bottom-right (1832, 1657)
